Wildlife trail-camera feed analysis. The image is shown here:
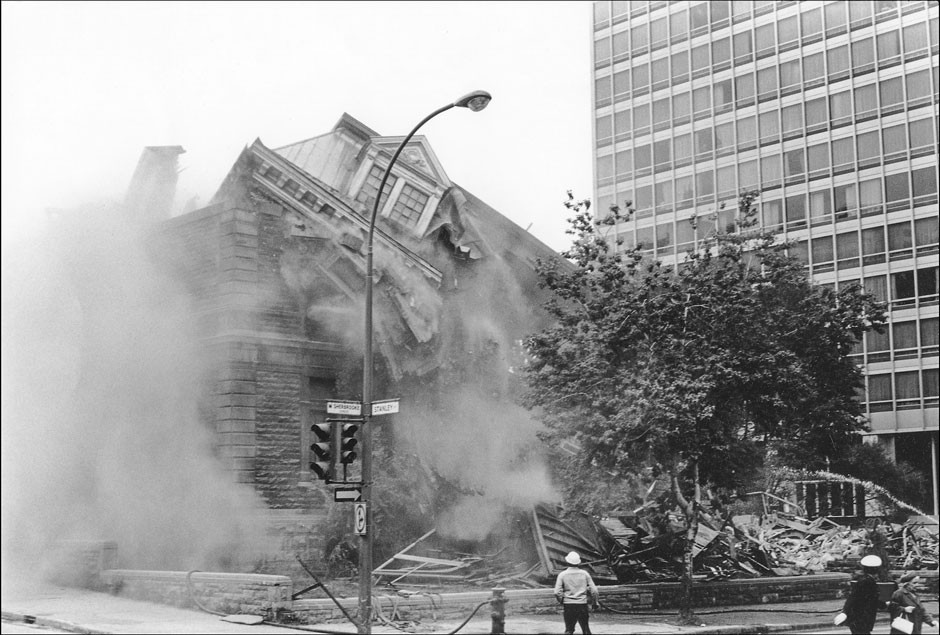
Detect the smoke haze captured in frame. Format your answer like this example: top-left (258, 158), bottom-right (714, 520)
top-left (1, 200), bottom-right (273, 587)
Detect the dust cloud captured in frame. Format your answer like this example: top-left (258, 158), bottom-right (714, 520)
top-left (1, 199), bottom-right (272, 586)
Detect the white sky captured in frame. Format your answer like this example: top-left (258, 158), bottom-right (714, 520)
top-left (1, 1), bottom-right (594, 252)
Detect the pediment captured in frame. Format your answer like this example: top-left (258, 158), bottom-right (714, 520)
top-left (373, 135), bottom-right (450, 187)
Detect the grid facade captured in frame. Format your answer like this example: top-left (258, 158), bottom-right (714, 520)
top-left (591, 0), bottom-right (939, 506)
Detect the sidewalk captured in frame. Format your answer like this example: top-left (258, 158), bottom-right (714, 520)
top-left (3, 583), bottom-right (937, 634)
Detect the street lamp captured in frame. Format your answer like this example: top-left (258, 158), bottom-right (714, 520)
top-left (358, 90), bottom-right (491, 634)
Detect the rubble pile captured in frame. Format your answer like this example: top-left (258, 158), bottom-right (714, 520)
top-left (370, 503), bottom-right (938, 590)
top-left (598, 507), bottom-right (939, 583)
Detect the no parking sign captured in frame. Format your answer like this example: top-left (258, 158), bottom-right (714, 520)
top-left (354, 503), bottom-right (367, 536)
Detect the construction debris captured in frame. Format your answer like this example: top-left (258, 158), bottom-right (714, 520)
top-left (371, 501), bottom-right (938, 591)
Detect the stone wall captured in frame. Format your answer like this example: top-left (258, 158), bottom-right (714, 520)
top-left (48, 540), bottom-right (118, 589)
top-left (100, 569), bottom-right (292, 617)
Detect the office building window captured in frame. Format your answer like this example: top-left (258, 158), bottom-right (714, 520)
top-left (919, 266), bottom-right (940, 302)
top-left (636, 226), bottom-right (654, 251)
top-left (892, 321), bottom-right (918, 357)
top-left (809, 188), bottom-right (831, 223)
top-left (613, 69), bottom-right (630, 99)
top-left (735, 73), bottom-right (755, 107)
top-left (690, 2), bottom-right (709, 32)
top-left (786, 193), bottom-right (806, 228)
top-left (785, 148), bottom-right (805, 179)
top-left (885, 173), bottom-right (910, 212)
top-left (850, 1), bottom-right (874, 28)
top-left (656, 221), bottom-right (673, 249)
top-left (877, 30), bottom-right (902, 66)
top-left (922, 318), bottom-right (940, 352)
top-left (912, 166), bottom-right (938, 206)
top-left (655, 179), bottom-right (673, 213)
top-left (676, 175), bottom-right (694, 208)
top-left (693, 86), bottom-right (711, 118)
top-left (635, 184), bottom-right (653, 215)
top-left (867, 328), bottom-right (891, 361)
top-left (882, 123), bottom-right (907, 162)
top-left (834, 182), bottom-right (857, 215)
top-left (909, 118), bottom-right (936, 154)
top-left (615, 148), bottom-right (633, 178)
top-left (672, 91), bottom-right (691, 125)
top-left (802, 8), bottom-right (823, 41)
top-left (854, 84), bottom-right (879, 121)
top-left (759, 110), bottom-right (780, 145)
top-left (631, 22), bottom-right (649, 54)
top-left (756, 22), bottom-right (775, 57)
top-left (734, 30), bottom-right (753, 63)
top-left (892, 269), bottom-right (917, 305)
top-left (738, 159), bottom-right (758, 190)
top-left (915, 216), bottom-right (939, 254)
top-left (676, 215), bottom-right (694, 251)
top-left (715, 122), bottom-right (735, 154)
top-left (635, 144), bottom-right (652, 174)
top-left (779, 59), bottom-right (801, 92)
top-left (597, 155), bottom-right (614, 185)
top-left (674, 133), bottom-right (693, 165)
top-left (757, 66), bottom-right (778, 100)
top-left (879, 76), bottom-right (904, 113)
top-left (868, 374), bottom-right (893, 411)
top-left (903, 22), bottom-right (929, 54)
top-left (736, 116), bottom-right (756, 150)
top-left (924, 370), bottom-right (939, 407)
top-left (852, 38), bottom-right (876, 73)
top-left (652, 58), bottom-right (670, 91)
top-left (596, 76), bottom-right (612, 104)
top-left (906, 69), bottom-right (932, 107)
top-left (827, 45), bottom-right (850, 80)
top-left (696, 170), bottom-right (715, 200)
top-left (761, 154), bottom-right (782, 187)
top-left (596, 114), bottom-right (612, 145)
top-left (805, 97), bottom-right (828, 133)
top-left (714, 80), bottom-right (733, 112)
top-left (634, 102), bottom-right (651, 136)
top-left (651, 16), bottom-right (668, 49)
top-left (888, 220), bottom-right (913, 258)
top-left (803, 52), bottom-right (825, 86)
top-left (614, 109), bottom-right (631, 140)
top-left (829, 90), bottom-right (852, 127)
top-left (712, 37), bottom-right (731, 68)
top-left (859, 177), bottom-right (883, 215)
top-left (857, 130), bottom-right (881, 168)
top-left (595, 38), bottom-right (611, 66)
top-left (812, 235), bottom-right (834, 268)
top-left (807, 142), bottom-right (829, 179)
top-left (594, 1), bottom-right (610, 27)
top-left (895, 372), bottom-right (921, 407)
top-left (837, 231), bottom-right (860, 269)
top-left (653, 139), bottom-right (671, 172)
top-left (717, 165), bottom-right (736, 198)
top-left (826, 2), bottom-right (848, 34)
top-left (670, 9), bottom-right (688, 40)
top-left (782, 104), bottom-right (803, 137)
top-left (613, 30), bottom-right (630, 60)
top-left (672, 50), bottom-right (689, 84)
top-left (862, 226), bottom-right (886, 264)
top-left (864, 274), bottom-right (888, 302)
top-left (633, 63), bottom-right (650, 94)
top-left (761, 198), bottom-right (783, 229)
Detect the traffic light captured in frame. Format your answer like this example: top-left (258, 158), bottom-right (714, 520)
top-left (310, 422), bottom-right (334, 480)
top-left (338, 421), bottom-right (360, 464)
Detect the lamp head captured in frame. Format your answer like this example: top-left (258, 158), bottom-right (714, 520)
top-left (454, 90), bottom-right (492, 112)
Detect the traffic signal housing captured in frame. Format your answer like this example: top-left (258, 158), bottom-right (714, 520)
top-left (338, 421), bottom-right (360, 464)
top-left (310, 422), bottom-right (334, 481)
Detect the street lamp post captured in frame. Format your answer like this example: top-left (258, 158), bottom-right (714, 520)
top-left (358, 90), bottom-right (491, 634)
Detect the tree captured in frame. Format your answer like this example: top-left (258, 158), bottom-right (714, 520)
top-left (525, 192), bottom-right (885, 623)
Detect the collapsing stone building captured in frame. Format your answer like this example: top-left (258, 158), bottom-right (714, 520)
top-left (141, 114), bottom-right (562, 521)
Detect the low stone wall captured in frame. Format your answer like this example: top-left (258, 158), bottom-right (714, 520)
top-left (100, 569), bottom-right (292, 617)
top-left (291, 573), bottom-right (853, 623)
top-left (48, 540), bottom-right (118, 589)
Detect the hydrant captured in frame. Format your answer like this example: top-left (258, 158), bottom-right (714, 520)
top-left (490, 587), bottom-right (508, 634)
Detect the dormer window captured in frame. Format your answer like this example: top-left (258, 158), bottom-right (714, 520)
top-left (355, 165), bottom-right (396, 212)
top-left (389, 183), bottom-right (430, 228)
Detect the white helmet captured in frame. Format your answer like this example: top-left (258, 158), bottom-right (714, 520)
top-left (565, 551), bottom-right (582, 565)
top-left (860, 555), bottom-right (882, 568)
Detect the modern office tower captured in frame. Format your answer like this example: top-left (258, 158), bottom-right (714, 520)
top-left (591, 1), bottom-right (938, 514)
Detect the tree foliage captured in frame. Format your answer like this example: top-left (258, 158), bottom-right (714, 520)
top-left (524, 191), bottom-right (885, 621)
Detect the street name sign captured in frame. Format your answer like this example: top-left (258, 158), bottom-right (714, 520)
top-left (327, 400), bottom-right (362, 416)
top-left (334, 487), bottom-right (362, 503)
top-left (354, 503), bottom-right (367, 535)
top-left (371, 399), bottom-right (399, 416)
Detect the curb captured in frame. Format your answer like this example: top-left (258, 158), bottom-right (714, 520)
top-left (1, 610), bottom-right (109, 634)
